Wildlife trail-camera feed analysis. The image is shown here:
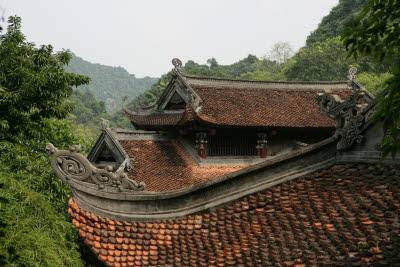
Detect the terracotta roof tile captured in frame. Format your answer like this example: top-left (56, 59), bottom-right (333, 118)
top-left (124, 111), bottom-right (184, 128)
top-left (70, 163), bottom-right (400, 266)
top-left (126, 84), bottom-right (357, 129)
top-left (119, 139), bottom-right (247, 192)
top-left (192, 86), bottom-right (352, 128)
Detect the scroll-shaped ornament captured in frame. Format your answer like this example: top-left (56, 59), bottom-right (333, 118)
top-left (316, 87), bottom-right (365, 150)
top-left (45, 143), bottom-right (145, 191)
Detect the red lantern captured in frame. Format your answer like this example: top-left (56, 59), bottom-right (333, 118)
top-left (208, 129), bottom-right (216, 136)
top-left (179, 129), bottom-right (188, 136)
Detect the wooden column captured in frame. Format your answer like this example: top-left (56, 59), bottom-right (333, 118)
top-left (256, 133), bottom-right (268, 158)
top-left (195, 132), bottom-right (207, 159)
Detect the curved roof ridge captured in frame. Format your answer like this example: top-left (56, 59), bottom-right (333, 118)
top-left (183, 73), bottom-right (350, 85)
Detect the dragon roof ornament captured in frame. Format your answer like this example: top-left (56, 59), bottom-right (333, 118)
top-left (316, 68), bottom-right (369, 150)
top-left (101, 118), bottom-right (110, 130)
top-left (172, 58), bottom-right (183, 74)
top-left (45, 143), bottom-right (145, 192)
top-left (348, 67), bottom-right (357, 81)
top-left (122, 95), bottom-right (139, 115)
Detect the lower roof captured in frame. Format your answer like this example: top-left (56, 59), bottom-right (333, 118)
top-left (119, 139), bottom-right (247, 192)
top-left (69, 162), bottom-right (400, 266)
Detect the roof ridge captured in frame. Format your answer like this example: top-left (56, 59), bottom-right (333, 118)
top-left (183, 74), bottom-right (349, 85)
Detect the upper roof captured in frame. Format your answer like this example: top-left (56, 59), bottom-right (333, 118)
top-left (124, 72), bottom-right (373, 130)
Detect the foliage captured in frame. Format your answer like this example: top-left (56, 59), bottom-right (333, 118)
top-left (135, 54), bottom-right (285, 107)
top-left (306, 0), bottom-right (367, 45)
top-left (0, 16), bottom-right (93, 266)
top-left (70, 89), bottom-right (107, 125)
top-left (207, 58), bottom-right (219, 69)
top-left (0, 119), bottom-right (91, 210)
top-left (135, 71), bottom-right (174, 107)
top-left (0, 171), bottom-right (84, 266)
top-left (343, 0), bottom-right (400, 158)
top-left (0, 117), bottom-right (92, 266)
top-left (357, 72), bottom-right (393, 95)
top-left (68, 89), bottom-right (133, 139)
top-left (239, 70), bottom-right (285, 81)
top-left (284, 37), bottom-right (387, 81)
top-left (0, 16), bottom-right (90, 139)
top-left (184, 60), bottom-right (230, 78)
top-left (267, 42), bottom-right (294, 65)
top-left (66, 54), bottom-right (158, 113)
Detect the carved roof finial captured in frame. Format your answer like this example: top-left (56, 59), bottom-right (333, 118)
top-left (133, 99), bottom-right (141, 111)
top-left (101, 118), bottom-right (110, 130)
top-left (172, 58), bottom-right (183, 74)
top-left (348, 67), bottom-right (357, 81)
top-left (122, 96), bottom-right (136, 115)
top-left (45, 143), bottom-right (145, 191)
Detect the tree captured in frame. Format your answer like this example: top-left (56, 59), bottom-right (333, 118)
top-left (0, 16), bottom-right (90, 139)
top-left (238, 70), bottom-right (285, 81)
top-left (207, 57), bottom-right (219, 69)
top-left (284, 37), bottom-right (388, 82)
top-left (343, 0), bottom-right (400, 158)
top-left (284, 37), bottom-right (354, 81)
top-left (306, 0), bottom-right (367, 46)
top-left (268, 42), bottom-right (294, 65)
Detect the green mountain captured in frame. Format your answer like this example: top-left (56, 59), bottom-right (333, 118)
top-left (135, 55), bottom-right (285, 107)
top-left (306, 0), bottom-right (367, 46)
top-left (65, 54), bottom-right (158, 113)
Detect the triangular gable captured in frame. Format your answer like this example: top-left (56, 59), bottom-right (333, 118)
top-left (87, 129), bottom-right (128, 168)
top-left (157, 72), bottom-right (202, 111)
top-left (162, 90), bottom-right (187, 110)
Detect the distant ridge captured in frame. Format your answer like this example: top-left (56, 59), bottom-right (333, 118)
top-left (66, 53), bottom-right (158, 113)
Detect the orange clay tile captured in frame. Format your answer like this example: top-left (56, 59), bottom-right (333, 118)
top-left (69, 163), bottom-right (400, 266)
top-left (126, 85), bottom-right (355, 129)
top-left (119, 139), bottom-right (247, 192)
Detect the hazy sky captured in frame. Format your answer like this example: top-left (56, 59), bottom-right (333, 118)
top-left (1, 0), bottom-right (338, 77)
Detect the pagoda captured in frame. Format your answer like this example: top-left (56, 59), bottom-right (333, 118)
top-left (46, 64), bottom-right (400, 266)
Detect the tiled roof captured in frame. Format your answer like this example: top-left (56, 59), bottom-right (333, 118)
top-left (126, 81), bottom-right (357, 129)
top-left (192, 86), bottom-right (352, 128)
top-left (124, 112), bottom-right (184, 128)
top-left (119, 140), bottom-right (247, 192)
top-left (69, 163), bottom-right (400, 266)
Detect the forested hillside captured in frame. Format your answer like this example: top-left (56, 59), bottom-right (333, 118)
top-left (133, 0), bottom-right (389, 107)
top-left (66, 54), bottom-right (157, 113)
top-left (2, 0), bottom-right (399, 264)
top-left (306, 0), bottom-right (367, 46)
top-left (135, 55), bottom-right (286, 106)
top-left (288, 0), bottom-right (391, 94)
top-left (68, 89), bottom-right (133, 140)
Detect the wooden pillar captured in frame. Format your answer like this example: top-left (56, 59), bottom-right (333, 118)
top-left (195, 132), bottom-right (207, 159)
top-left (256, 133), bottom-right (268, 158)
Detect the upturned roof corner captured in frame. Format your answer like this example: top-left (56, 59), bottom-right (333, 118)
top-left (45, 143), bottom-right (145, 192)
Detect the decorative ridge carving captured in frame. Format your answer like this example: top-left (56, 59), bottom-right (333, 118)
top-left (122, 96), bottom-right (136, 115)
top-left (101, 118), bottom-right (110, 130)
top-left (348, 67), bottom-right (357, 81)
top-left (172, 58), bottom-right (183, 74)
top-left (45, 143), bottom-right (145, 192)
top-left (316, 68), bottom-right (371, 150)
top-left (184, 74), bottom-right (350, 85)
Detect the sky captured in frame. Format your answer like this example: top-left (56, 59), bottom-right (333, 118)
top-left (1, 0), bottom-right (338, 78)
